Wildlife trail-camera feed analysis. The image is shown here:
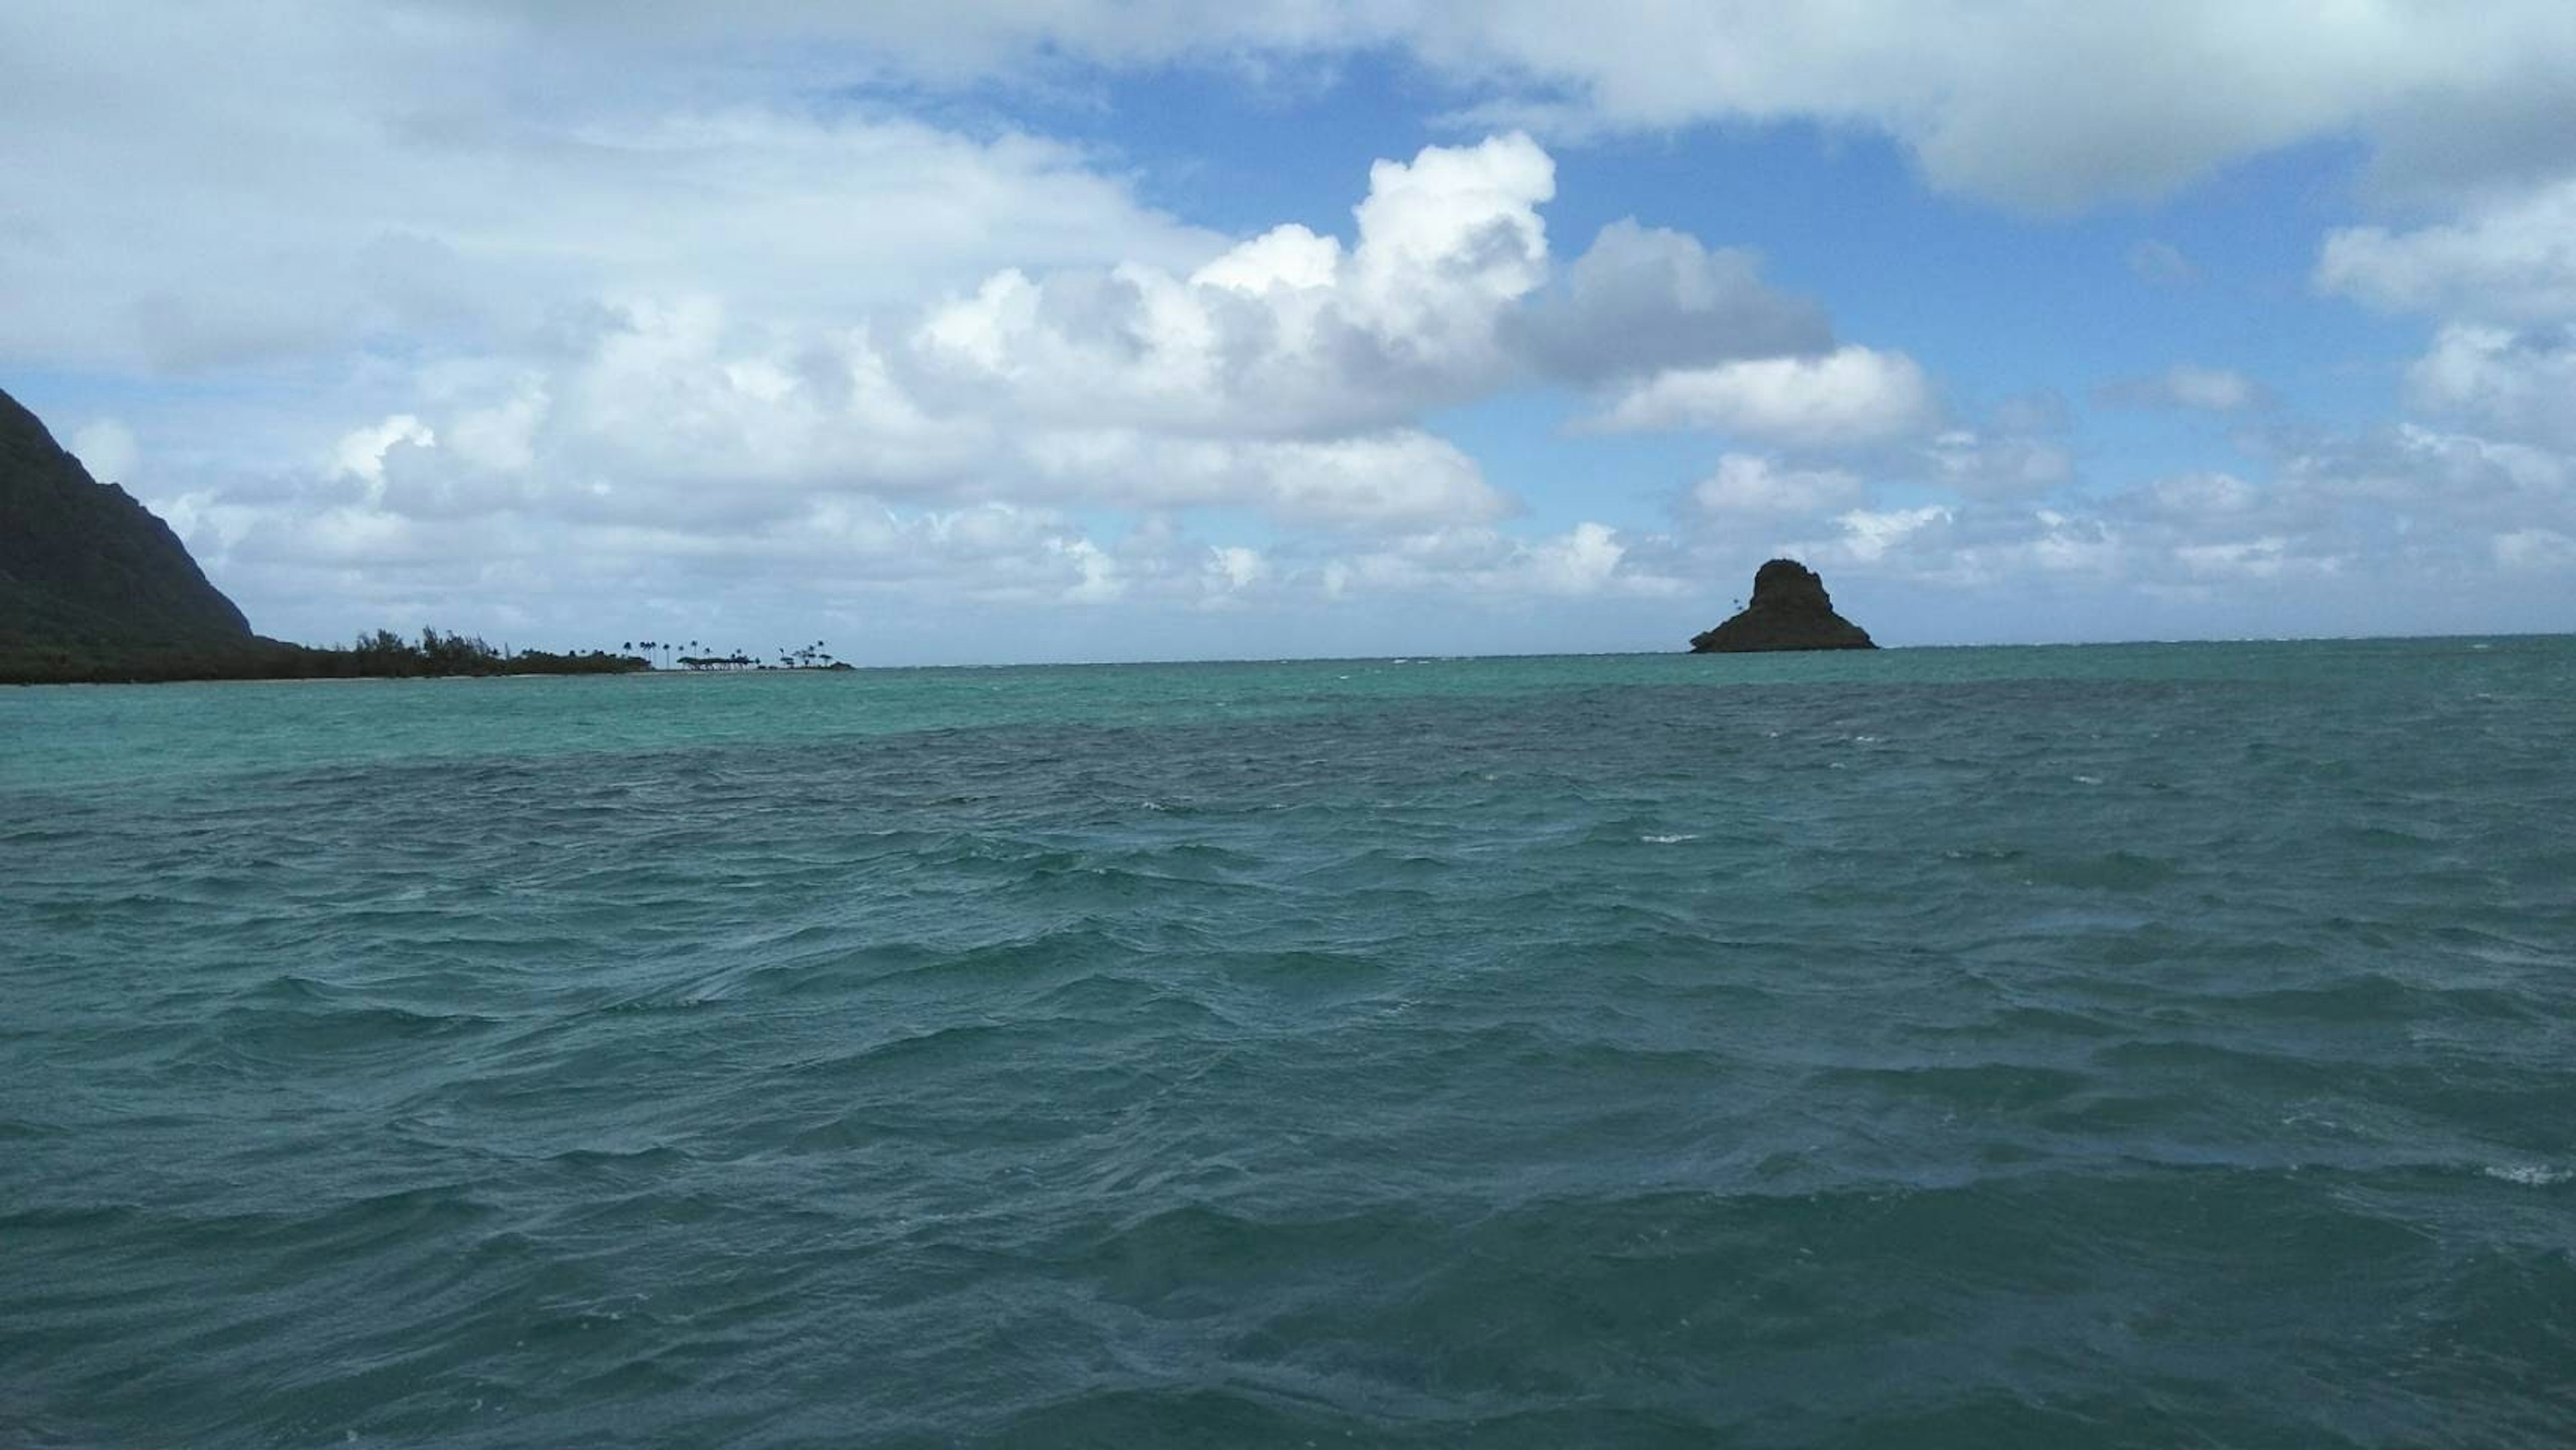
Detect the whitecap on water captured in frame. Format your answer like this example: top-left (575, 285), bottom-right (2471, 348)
top-left (1640, 833), bottom-right (1700, 844)
top-left (2483, 1163), bottom-right (2572, 1186)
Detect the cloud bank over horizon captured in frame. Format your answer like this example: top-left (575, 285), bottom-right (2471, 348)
top-left (5, 1), bottom-right (2572, 658)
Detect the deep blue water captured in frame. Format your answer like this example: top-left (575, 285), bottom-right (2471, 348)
top-left (5, 639), bottom-right (2575, 1447)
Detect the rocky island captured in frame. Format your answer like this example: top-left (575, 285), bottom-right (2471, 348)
top-left (1689, 558), bottom-right (1876, 652)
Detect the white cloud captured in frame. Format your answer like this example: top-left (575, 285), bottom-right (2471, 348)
top-left (1769, 410), bottom-right (2576, 607)
top-left (1405, 2), bottom-right (2576, 210)
top-left (2493, 527), bottom-right (2576, 569)
top-left (2312, 171), bottom-right (2576, 463)
top-left (2402, 325), bottom-right (2576, 450)
top-left (332, 415), bottom-right (437, 488)
top-left (1346, 134), bottom-right (1556, 336)
top-left (1205, 545), bottom-right (1269, 594)
top-left (1690, 454), bottom-right (1863, 516)
top-left (83, 131), bottom-right (1803, 644)
top-left (1822, 505), bottom-right (1953, 565)
top-left (1523, 521), bottom-right (1629, 596)
top-left (1589, 346), bottom-right (1938, 448)
top-left (0, 5), bottom-right (1228, 374)
top-left (2175, 536), bottom-right (2342, 580)
top-left (2146, 471), bottom-right (2263, 519)
top-left (1926, 429), bottom-right (2074, 498)
top-left (1018, 428), bottom-right (1512, 529)
top-left (1324, 521), bottom-right (1682, 600)
top-left (1051, 537), bottom-right (1126, 603)
top-left (1511, 219), bottom-right (1829, 382)
top-left (1780, 502), bottom-right (2122, 591)
top-left (391, 1), bottom-right (2576, 211)
top-left (68, 419), bottom-right (140, 484)
top-left (904, 134), bottom-right (1561, 437)
top-left (2318, 178), bottom-right (2576, 325)
top-left (19, 2), bottom-right (2572, 653)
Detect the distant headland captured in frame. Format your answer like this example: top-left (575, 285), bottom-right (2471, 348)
top-left (0, 384), bottom-right (851, 685)
top-left (1689, 559), bottom-right (1876, 652)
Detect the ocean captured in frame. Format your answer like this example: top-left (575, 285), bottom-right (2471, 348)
top-left (5, 637), bottom-right (2573, 1447)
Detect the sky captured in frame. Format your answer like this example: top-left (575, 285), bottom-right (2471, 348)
top-left (5, 3), bottom-right (2575, 663)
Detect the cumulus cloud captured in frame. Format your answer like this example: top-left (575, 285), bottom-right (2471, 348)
top-left (2318, 176), bottom-right (2576, 325)
top-left (2273, 422), bottom-right (2575, 523)
top-left (2143, 471), bottom-right (2264, 520)
top-left (1768, 408), bottom-right (2576, 617)
top-left (1811, 505), bottom-right (1955, 567)
top-left (68, 419), bottom-right (140, 485)
top-left (1925, 402), bottom-right (2076, 497)
top-left (1510, 219), bottom-right (1830, 382)
top-left (1588, 346), bottom-right (1939, 448)
top-left (1689, 454), bottom-right (1864, 516)
top-left (1322, 521), bottom-right (1682, 601)
top-left (1784, 499), bottom-right (2289, 596)
top-left (2402, 325), bottom-right (2576, 450)
top-left (1018, 428), bottom-right (1513, 529)
top-left (333, 416), bottom-right (438, 488)
top-left (905, 133), bottom-right (1561, 437)
top-left (36, 121), bottom-right (1772, 647)
top-left (20, 1), bottom-right (2569, 652)
top-left (2493, 527), bottom-right (2576, 569)
top-left (2311, 164), bottom-right (2576, 464)
top-left (2174, 536), bottom-right (2342, 580)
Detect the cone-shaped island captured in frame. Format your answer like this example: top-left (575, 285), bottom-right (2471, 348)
top-left (1689, 558), bottom-right (1876, 652)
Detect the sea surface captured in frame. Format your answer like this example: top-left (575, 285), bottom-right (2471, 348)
top-left (5, 638), bottom-right (2575, 1448)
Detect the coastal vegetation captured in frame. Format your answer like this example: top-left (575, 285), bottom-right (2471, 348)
top-left (0, 629), bottom-right (649, 686)
top-left (0, 627), bottom-right (871, 685)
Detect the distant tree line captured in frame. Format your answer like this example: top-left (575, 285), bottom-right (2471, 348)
top-left (2, 627), bottom-right (865, 686)
top-left (333, 628), bottom-right (647, 678)
top-left (0, 628), bottom-right (649, 685)
top-left (629, 637), bottom-right (845, 671)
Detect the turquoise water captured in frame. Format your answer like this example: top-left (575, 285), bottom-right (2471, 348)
top-left (5, 638), bottom-right (2574, 1447)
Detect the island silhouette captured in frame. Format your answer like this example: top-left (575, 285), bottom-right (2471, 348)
top-left (1689, 559), bottom-right (1876, 652)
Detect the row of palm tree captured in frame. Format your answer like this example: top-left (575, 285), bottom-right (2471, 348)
top-left (613, 637), bottom-right (841, 670)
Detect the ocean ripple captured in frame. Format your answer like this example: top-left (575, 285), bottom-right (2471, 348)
top-left (5, 639), bottom-right (2575, 1446)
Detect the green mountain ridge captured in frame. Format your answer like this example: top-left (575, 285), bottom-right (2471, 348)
top-left (1, 384), bottom-right (257, 662)
top-left (1, 385), bottom-right (657, 683)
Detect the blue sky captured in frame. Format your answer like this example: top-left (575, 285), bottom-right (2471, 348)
top-left (5, 3), bottom-right (2573, 662)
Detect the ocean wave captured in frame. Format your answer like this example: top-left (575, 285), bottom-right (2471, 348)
top-left (11, 643), bottom-right (2576, 1445)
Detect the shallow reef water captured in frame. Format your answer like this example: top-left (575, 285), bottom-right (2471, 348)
top-left (5, 637), bottom-right (2575, 1447)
